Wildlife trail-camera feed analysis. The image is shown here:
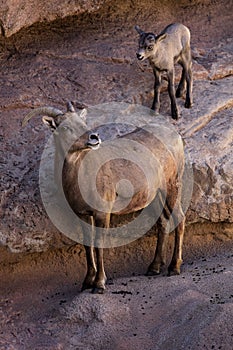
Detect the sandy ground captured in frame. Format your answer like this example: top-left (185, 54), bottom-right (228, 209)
top-left (0, 238), bottom-right (233, 349)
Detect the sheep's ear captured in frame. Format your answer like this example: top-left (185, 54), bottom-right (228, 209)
top-left (80, 108), bottom-right (87, 120)
top-left (42, 116), bottom-right (57, 130)
top-left (156, 33), bottom-right (167, 42)
top-left (135, 25), bottom-right (144, 35)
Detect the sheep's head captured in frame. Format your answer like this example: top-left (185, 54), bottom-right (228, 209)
top-left (135, 25), bottom-right (167, 61)
top-left (22, 102), bottom-right (101, 153)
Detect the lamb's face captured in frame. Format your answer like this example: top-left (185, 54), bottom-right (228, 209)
top-left (136, 32), bottom-right (156, 61)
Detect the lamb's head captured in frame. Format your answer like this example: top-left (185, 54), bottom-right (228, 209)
top-left (22, 102), bottom-right (101, 154)
top-left (135, 25), bottom-right (167, 61)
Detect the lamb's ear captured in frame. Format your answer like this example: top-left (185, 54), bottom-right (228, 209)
top-left (80, 108), bottom-right (87, 120)
top-left (156, 33), bottom-right (167, 42)
top-left (42, 116), bottom-right (57, 130)
top-left (135, 25), bottom-right (144, 35)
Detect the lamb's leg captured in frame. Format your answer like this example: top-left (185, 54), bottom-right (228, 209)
top-left (151, 69), bottom-right (161, 113)
top-left (181, 50), bottom-right (193, 108)
top-left (184, 64), bottom-right (193, 108)
top-left (167, 69), bottom-right (179, 119)
top-left (176, 64), bottom-right (186, 98)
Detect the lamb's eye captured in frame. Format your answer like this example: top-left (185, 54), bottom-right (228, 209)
top-left (147, 45), bottom-right (153, 51)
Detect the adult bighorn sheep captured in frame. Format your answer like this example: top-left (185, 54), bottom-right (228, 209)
top-left (23, 102), bottom-right (186, 293)
top-left (135, 23), bottom-right (193, 119)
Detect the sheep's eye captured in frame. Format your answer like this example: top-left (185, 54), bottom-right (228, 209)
top-left (60, 125), bottom-right (71, 132)
top-left (147, 45), bottom-right (154, 51)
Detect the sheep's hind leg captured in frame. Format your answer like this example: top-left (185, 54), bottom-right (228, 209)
top-left (168, 207), bottom-right (185, 276)
top-left (92, 247), bottom-right (106, 294)
top-left (82, 245), bottom-right (97, 291)
top-left (147, 215), bottom-right (169, 276)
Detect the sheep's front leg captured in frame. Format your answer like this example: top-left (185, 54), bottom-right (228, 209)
top-left (167, 69), bottom-right (179, 120)
top-left (91, 212), bottom-right (110, 293)
top-left (80, 216), bottom-right (97, 291)
top-left (151, 69), bottom-right (161, 114)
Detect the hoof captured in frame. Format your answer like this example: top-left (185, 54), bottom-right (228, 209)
top-left (92, 287), bottom-right (105, 294)
top-left (168, 259), bottom-right (183, 276)
top-left (81, 283), bottom-right (94, 292)
top-left (172, 114), bottom-right (179, 121)
top-left (150, 109), bottom-right (160, 116)
top-left (171, 109), bottom-right (179, 120)
top-left (184, 101), bottom-right (193, 108)
top-left (146, 269), bottom-right (160, 276)
top-left (168, 268), bottom-right (181, 276)
top-left (176, 90), bottom-right (185, 98)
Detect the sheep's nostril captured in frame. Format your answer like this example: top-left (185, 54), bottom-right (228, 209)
top-left (89, 133), bottom-right (99, 142)
top-left (136, 53), bottom-right (143, 61)
top-left (87, 133), bottom-right (101, 149)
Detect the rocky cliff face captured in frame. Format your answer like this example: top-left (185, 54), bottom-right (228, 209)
top-left (0, 0), bottom-right (107, 37)
top-left (0, 0), bottom-right (232, 254)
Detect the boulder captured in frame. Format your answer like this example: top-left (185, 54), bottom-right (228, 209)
top-left (0, 0), bottom-right (106, 37)
top-left (178, 78), bottom-right (233, 226)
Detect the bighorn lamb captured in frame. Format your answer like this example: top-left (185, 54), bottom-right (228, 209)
top-left (23, 102), bottom-right (186, 293)
top-left (136, 23), bottom-right (193, 119)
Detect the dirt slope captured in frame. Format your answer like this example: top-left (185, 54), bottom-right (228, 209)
top-left (1, 239), bottom-right (233, 349)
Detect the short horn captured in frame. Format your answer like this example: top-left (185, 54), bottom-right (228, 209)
top-left (67, 101), bottom-right (75, 112)
top-left (22, 107), bottom-right (63, 127)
